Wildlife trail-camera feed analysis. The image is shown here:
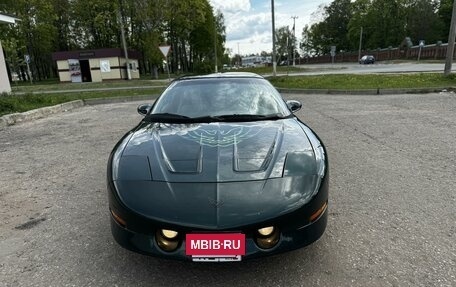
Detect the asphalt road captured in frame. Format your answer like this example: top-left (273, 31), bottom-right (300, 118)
top-left (1, 93), bottom-right (455, 286)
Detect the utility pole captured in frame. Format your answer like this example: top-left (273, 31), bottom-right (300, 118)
top-left (118, 0), bottom-right (131, 80)
top-left (358, 26), bottom-right (363, 61)
top-left (271, 0), bottom-right (277, 76)
top-left (237, 42), bottom-right (240, 67)
top-left (444, 0), bottom-right (456, 75)
top-left (214, 20), bottom-right (218, 73)
top-left (291, 16), bottom-right (298, 66)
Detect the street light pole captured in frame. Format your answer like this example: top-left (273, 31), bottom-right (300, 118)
top-left (444, 0), bottom-right (456, 75)
top-left (271, 0), bottom-right (277, 76)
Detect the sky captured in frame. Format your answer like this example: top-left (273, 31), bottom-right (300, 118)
top-left (209, 0), bottom-right (332, 56)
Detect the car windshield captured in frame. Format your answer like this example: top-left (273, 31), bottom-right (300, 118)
top-left (149, 77), bottom-right (291, 122)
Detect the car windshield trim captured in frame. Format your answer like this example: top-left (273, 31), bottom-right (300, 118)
top-left (144, 113), bottom-right (293, 123)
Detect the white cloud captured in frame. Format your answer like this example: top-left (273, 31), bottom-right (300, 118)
top-left (213, 0), bottom-right (332, 55)
top-left (226, 12), bottom-right (270, 41)
top-left (210, 0), bottom-right (251, 13)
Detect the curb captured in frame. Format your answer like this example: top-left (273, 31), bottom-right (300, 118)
top-left (0, 95), bottom-right (159, 129)
top-left (83, 95), bottom-right (157, 105)
top-left (0, 100), bottom-right (84, 129)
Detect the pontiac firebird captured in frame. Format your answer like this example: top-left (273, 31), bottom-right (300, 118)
top-left (107, 72), bottom-right (329, 261)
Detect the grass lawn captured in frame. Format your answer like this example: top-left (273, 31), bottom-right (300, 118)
top-left (269, 73), bottom-right (456, 90)
top-left (224, 66), bottom-right (304, 74)
top-left (0, 88), bottom-right (163, 117)
top-left (11, 79), bottom-right (169, 93)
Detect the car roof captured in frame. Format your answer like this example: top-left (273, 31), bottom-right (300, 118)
top-left (175, 72), bottom-right (264, 81)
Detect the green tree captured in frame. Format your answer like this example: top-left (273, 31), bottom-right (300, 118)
top-left (52, 0), bottom-right (72, 51)
top-left (71, 0), bottom-right (120, 49)
top-left (300, 0), bottom-right (353, 55)
top-left (361, 0), bottom-right (407, 49)
top-left (438, 0), bottom-right (454, 40)
top-left (275, 26), bottom-right (294, 62)
top-left (406, 0), bottom-right (444, 45)
top-left (1, 0), bottom-right (228, 82)
top-left (129, 0), bottom-right (167, 77)
top-left (1, 0), bottom-right (58, 80)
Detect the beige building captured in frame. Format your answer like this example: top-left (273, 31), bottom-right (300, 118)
top-left (52, 48), bottom-right (140, 83)
top-left (0, 14), bottom-right (20, 94)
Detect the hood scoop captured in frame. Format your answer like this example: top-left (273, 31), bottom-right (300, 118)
top-left (123, 120), bottom-right (313, 182)
top-left (157, 132), bottom-right (203, 174)
top-left (233, 127), bottom-right (279, 172)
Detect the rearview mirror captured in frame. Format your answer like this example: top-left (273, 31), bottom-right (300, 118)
top-left (286, 100), bottom-right (302, 113)
top-left (137, 103), bottom-right (153, 116)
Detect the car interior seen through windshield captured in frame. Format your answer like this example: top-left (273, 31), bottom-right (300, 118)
top-left (151, 78), bottom-right (291, 119)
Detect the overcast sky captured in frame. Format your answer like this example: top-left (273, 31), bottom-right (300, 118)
top-left (209, 0), bottom-right (332, 56)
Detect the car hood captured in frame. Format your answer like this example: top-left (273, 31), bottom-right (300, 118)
top-left (114, 176), bottom-right (319, 229)
top-left (118, 119), bottom-right (314, 182)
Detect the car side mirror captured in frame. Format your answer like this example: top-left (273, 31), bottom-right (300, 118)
top-left (286, 100), bottom-right (302, 113)
top-left (137, 103), bottom-right (153, 116)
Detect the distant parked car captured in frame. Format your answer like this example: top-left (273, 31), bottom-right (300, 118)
top-left (359, 55), bottom-right (375, 64)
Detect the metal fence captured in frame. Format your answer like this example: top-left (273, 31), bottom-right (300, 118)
top-left (300, 43), bottom-right (452, 64)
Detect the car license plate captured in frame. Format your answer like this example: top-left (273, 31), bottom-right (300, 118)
top-left (186, 233), bottom-right (245, 262)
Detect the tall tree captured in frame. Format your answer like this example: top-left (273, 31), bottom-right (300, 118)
top-left (1, 0), bottom-right (228, 81)
top-left (301, 0), bottom-right (353, 55)
top-left (71, 0), bottom-right (120, 49)
top-left (438, 0), bottom-right (454, 40)
top-left (275, 26), bottom-right (295, 62)
top-left (0, 0), bottom-right (58, 80)
top-left (406, 0), bottom-right (444, 45)
top-left (52, 0), bottom-right (72, 51)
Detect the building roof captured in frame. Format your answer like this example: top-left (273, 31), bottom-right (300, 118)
top-left (52, 48), bottom-right (140, 61)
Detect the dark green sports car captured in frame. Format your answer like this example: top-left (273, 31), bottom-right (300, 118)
top-left (107, 72), bottom-right (328, 262)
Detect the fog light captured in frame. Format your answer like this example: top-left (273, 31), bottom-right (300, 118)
top-left (255, 226), bottom-right (280, 249)
top-left (156, 230), bottom-right (179, 252)
top-left (161, 229), bottom-right (178, 239)
top-left (258, 226), bottom-right (274, 236)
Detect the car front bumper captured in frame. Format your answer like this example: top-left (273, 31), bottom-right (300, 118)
top-left (110, 204), bottom-right (327, 261)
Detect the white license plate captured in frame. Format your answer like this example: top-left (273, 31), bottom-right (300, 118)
top-left (192, 255), bottom-right (242, 262)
